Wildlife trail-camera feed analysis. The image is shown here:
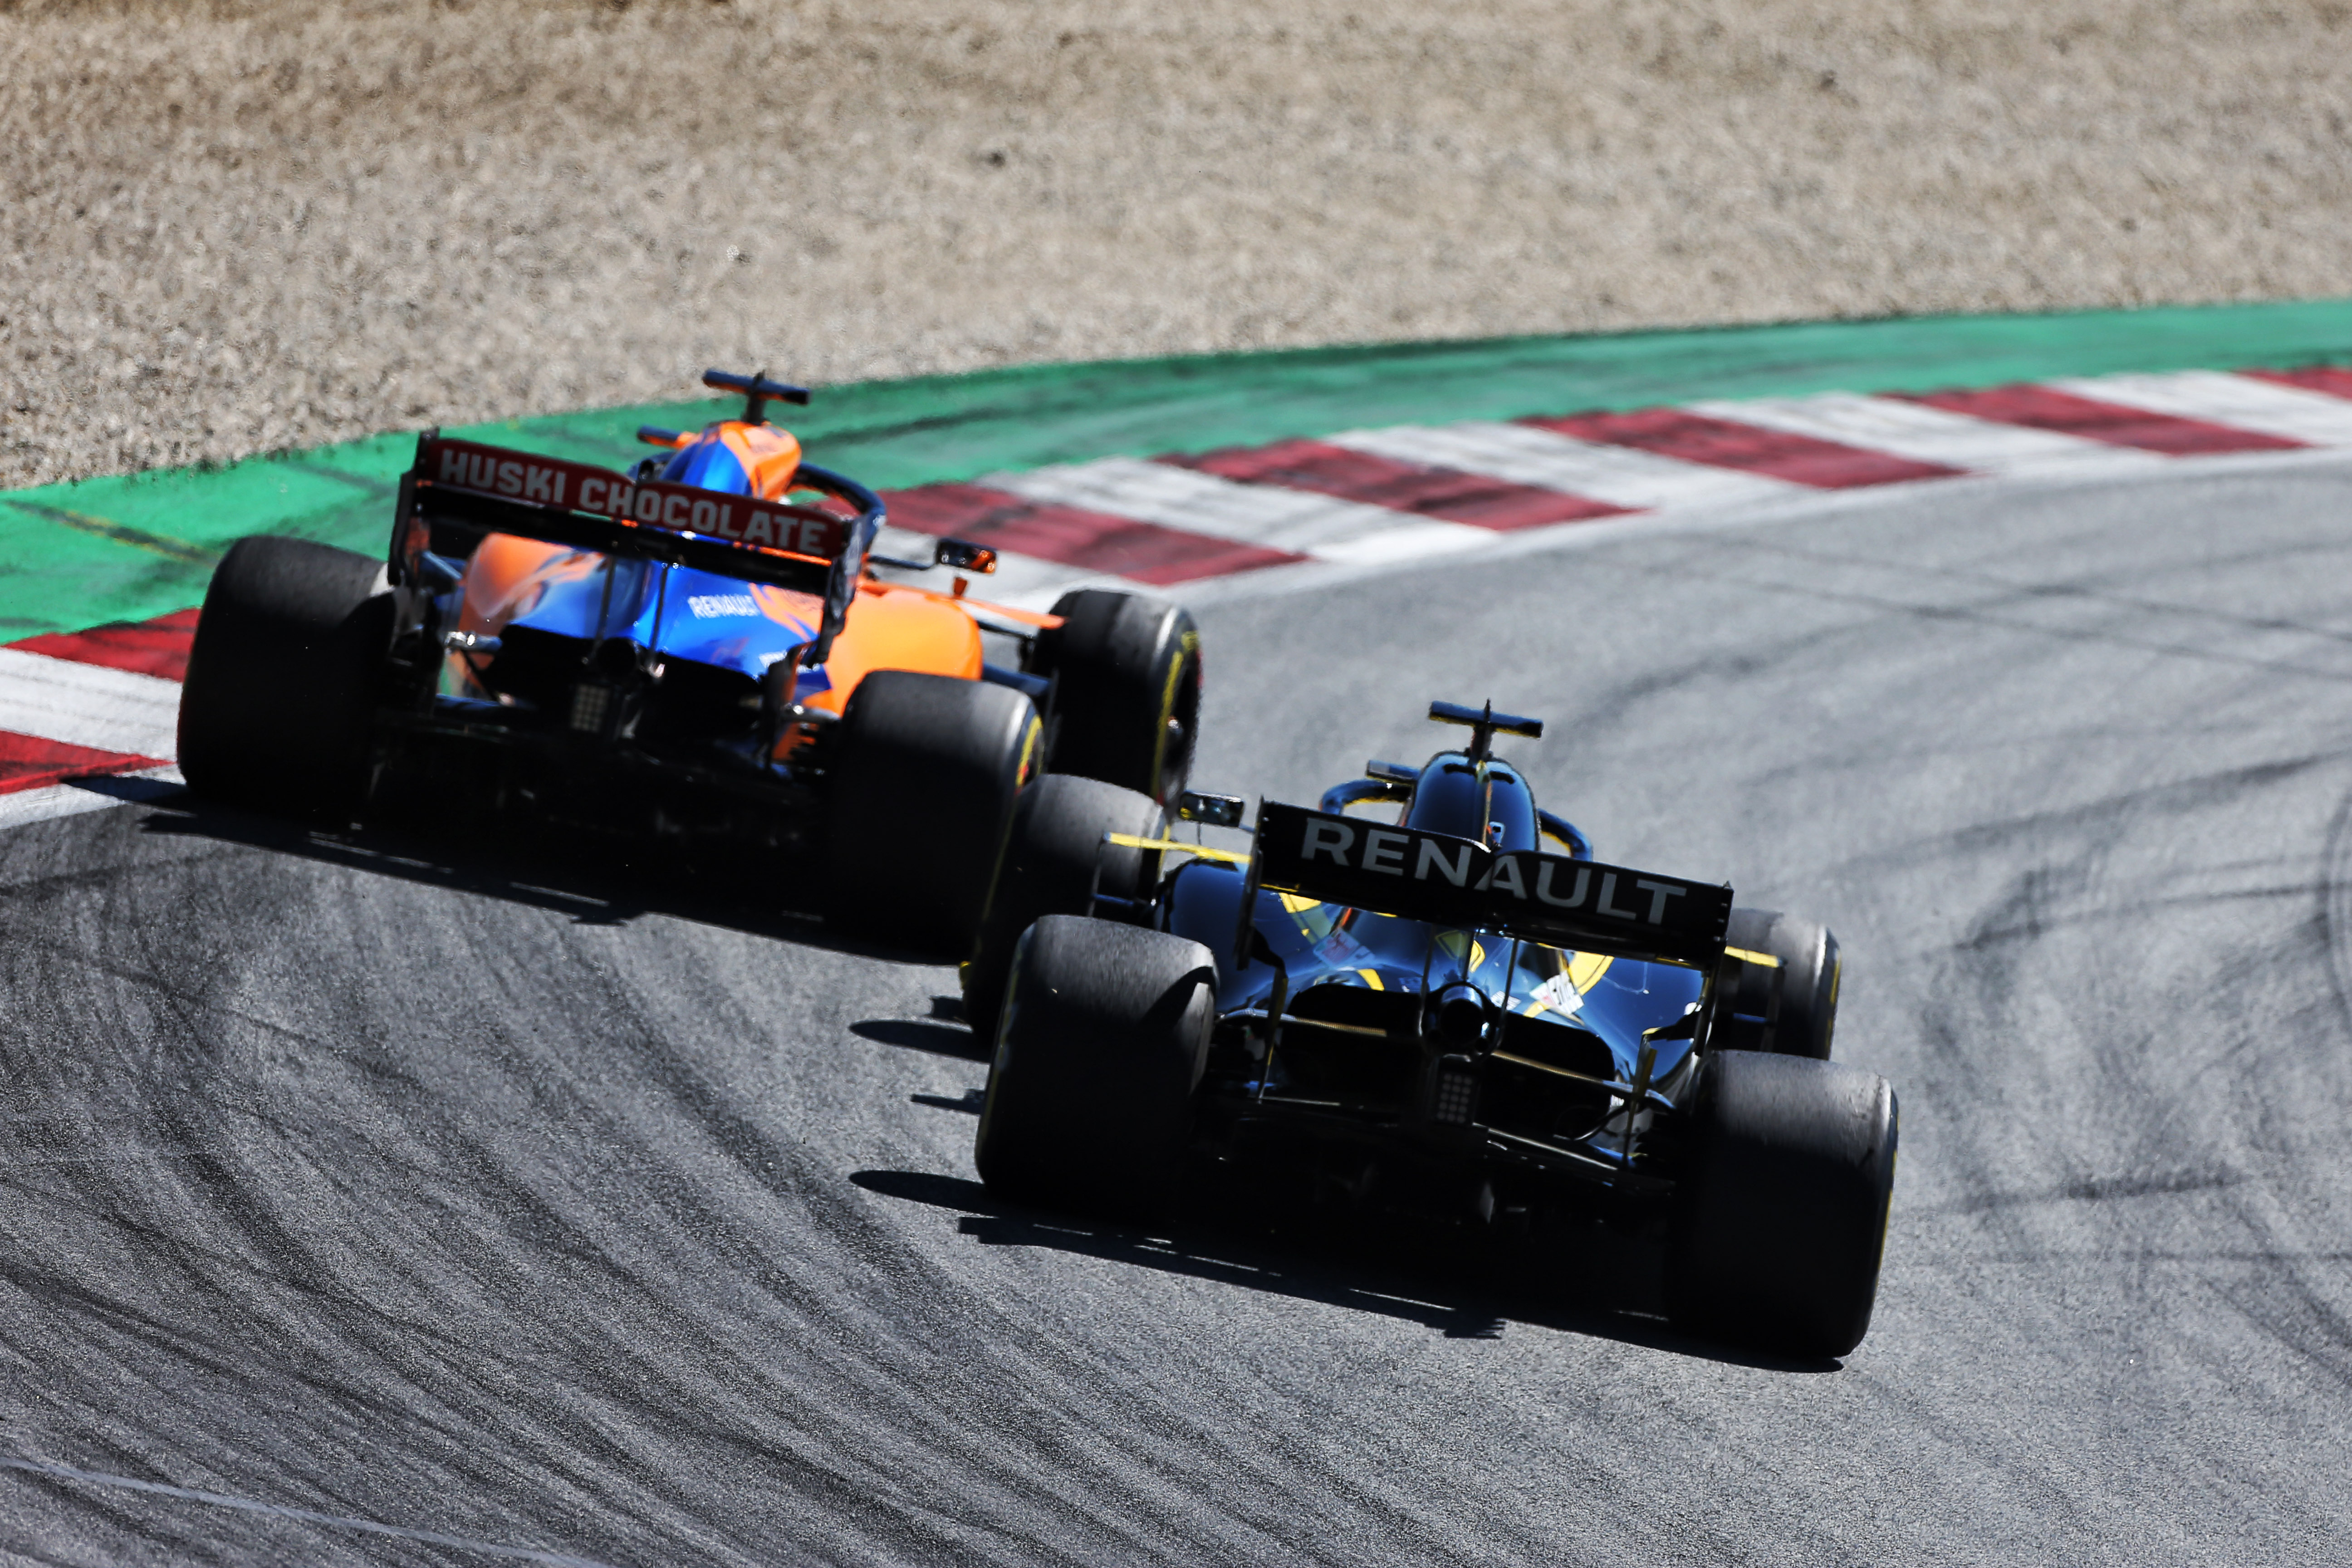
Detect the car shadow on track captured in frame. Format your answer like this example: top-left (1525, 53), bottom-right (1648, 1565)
top-left (134, 794), bottom-right (944, 966)
top-left (851, 1007), bottom-right (991, 1062)
top-left (850, 1167), bottom-right (1838, 1372)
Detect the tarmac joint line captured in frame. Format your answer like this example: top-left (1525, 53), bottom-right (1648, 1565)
top-left (2, 500), bottom-right (221, 568)
top-left (0, 1455), bottom-right (614, 1568)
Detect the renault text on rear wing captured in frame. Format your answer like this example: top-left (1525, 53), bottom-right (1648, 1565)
top-left (1249, 801), bottom-right (1732, 966)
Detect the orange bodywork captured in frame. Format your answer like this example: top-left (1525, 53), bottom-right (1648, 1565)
top-left (644, 420), bottom-right (805, 499)
top-left (456, 534), bottom-right (593, 639)
top-left (799, 581), bottom-right (985, 713)
top-left (436, 412), bottom-right (1058, 750)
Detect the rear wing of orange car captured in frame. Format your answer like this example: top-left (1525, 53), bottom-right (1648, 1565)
top-left (387, 432), bottom-right (886, 663)
top-left (1240, 800), bottom-right (1734, 969)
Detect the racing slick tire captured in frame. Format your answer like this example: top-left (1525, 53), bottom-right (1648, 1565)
top-left (1029, 589), bottom-right (1201, 805)
top-left (1721, 907), bottom-right (1842, 1060)
top-left (825, 670), bottom-right (1039, 956)
top-left (1666, 1050), bottom-right (1897, 1359)
top-left (974, 915), bottom-right (1215, 1215)
top-left (178, 535), bottom-right (392, 820)
top-left (960, 774), bottom-right (1167, 1047)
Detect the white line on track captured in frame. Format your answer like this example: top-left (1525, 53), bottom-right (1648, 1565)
top-left (1324, 421), bottom-right (1799, 510)
top-left (0, 1455), bottom-right (614, 1567)
top-left (0, 647), bottom-right (181, 758)
top-left (983, 456), bottom-right (1495, 565)
top-left (2046, 370), bottom-right (2352, 447)
top-left (1171, 442), bottom-right (2352, 612)
top-left (0, 767), bottom-right (184, 831)
top-left (1678, 393), bottom-right (2171, 477)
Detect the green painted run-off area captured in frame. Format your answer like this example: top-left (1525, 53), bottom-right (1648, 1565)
top-left (7, 296), bottom-right (2352, 640)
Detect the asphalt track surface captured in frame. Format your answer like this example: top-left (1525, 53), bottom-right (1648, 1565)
top-left (5, 453), bottom-right (2352, 1564)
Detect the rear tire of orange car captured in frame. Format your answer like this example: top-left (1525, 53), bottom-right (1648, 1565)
top-left (824, 670), bottom-right (1040, 956)
top-left (1029, 589), bottom-right (1201, 805)
top-left (1665, 1050), bottom-right (1897, 1360)
top-left (960, 774), bottom-right (1167, 1048)
top-left (974, 915), bottom-right (1215, 1216)
top-left (1719, 908), bottom-right (1842, 1060)
top-left (178, 535), bottom-right (393, 821)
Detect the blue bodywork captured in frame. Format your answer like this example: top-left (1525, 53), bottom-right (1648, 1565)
top-left (1160, 745), bottom-right (1715, 1180)
top-left (450, 417), bottom-right (849, 708)
top-left (483, 553), bottom-right (830, 699)
top-left (1244, 899), bottom-right (1701, 1089)
top-left (1165, 858), bottom-right (1705, 1105)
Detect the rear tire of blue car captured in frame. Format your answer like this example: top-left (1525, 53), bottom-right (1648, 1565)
top-left (1666, 1050), bottom-right (1897, 1359)
top-left (960, 774), bottom-right (1167, 1048)
top-left (824, 670), bottom-right (1039, 956)
top-left (178, 535), bottom-right (392, 821)
top-left (1030, 589), bottom-right (1201, 805)
top-left (974, 915), bottom-right (1215, 1215)
top-left (1721, 907), bottom-right (1841, 1060)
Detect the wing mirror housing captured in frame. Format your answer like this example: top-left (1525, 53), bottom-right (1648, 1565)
top-left (934, 538), bottom-right (998, 573)
top-left (869, 537), bottom-right (1002, 575)
top-left (1177, 791), bottom-right (1246, 829)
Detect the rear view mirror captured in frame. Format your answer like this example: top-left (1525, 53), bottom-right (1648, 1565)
top-left (1177, 791), bottom-right (1245, 829)
top-left (935, 538), bottom-right (998, 574)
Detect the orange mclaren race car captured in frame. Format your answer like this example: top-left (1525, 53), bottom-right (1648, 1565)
top-left (176, 370), bottom-right (1203, 951)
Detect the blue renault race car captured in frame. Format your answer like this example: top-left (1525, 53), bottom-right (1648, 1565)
top-left (969, 701), bottom-right (1901, 1358)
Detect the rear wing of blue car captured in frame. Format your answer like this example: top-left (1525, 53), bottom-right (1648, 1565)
top-left (1243, 800), bottom-right (1733, 968)
top-left (387, 432), bottom-right (886, 664)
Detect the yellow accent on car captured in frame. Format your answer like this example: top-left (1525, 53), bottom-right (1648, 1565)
top-left (1725, 946), bottom-right (1781, 968)
top-left (1014, 712), bottom-right (1042, 788)
top-left (1102, 832), bottom-right (1248, 864)
top-left (1150, 628), bottom-right (1200, 786)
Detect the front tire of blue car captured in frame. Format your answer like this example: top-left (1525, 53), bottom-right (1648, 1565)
top-left (1721, 907), bottom-right (1842, 1060)
top-left (974, 915), bottom-right (1215, 1215)
top-left (178, 535), bottom-right (392, 821)
top-left (824, 670), bottom-right (1039, 957)
top-left (1666, 1049), bottom-right (1898, 1359)
top-left (960, 773), bottom-right (1167, 1048)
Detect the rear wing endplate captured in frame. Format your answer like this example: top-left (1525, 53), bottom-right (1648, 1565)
top-left (1246, 800), bottom-right (1732, 967)
top-left (389, 433), bottom-right (885, 664)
